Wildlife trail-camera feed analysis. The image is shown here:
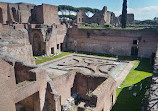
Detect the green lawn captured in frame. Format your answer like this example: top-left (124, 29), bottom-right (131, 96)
top-left (34, 52), bottom-right (72, 64)
top-left (111, 58), bottom-right (153, 111)
top-left (79, 26), bottom-right (158, 30)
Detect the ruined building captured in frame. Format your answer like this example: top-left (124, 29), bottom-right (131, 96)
top-left (118, 13), bottom-right (135, 26)
top-left (0, 2), bottom-right (117, 111)
top-left (66, 25), bottom-right (158, 58)
top-left (77, 6), bottom-right (120, 26)
top-left (76, 6), bottom-right (134, 27)
top-left (0, 2), bottom-right (67, 56)
top-left (0, 1), bottom-right (157, 111)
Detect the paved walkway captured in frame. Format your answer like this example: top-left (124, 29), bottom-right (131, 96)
top-left (115, 61), bottom-right (135, 87)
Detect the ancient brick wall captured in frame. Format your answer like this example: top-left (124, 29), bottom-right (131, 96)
top-left (118, 14), bottom-right (135, 26)
top-left (29, 24), bottom-right (67, 56)
top-left (43, 4), bottom-right (60, 25)
top-left (72, 73), bottom-right (106, 100)
top-left (0, 29), bottom-right (35, 64)
top-left (47, 24), bottom-right (67, 55)
top-left (0, 2), bottom-right (61, 25)
top-left (7, 2), bottom-right (34, 24)
top-left (148, 44), bottom-right (158, 111)
top-left (52, 73), bottom-right (76, 105)
top-left (127, 14), bottom-right (135, 25)
top-left (29, 28), bottom-right (46, 56)
top-left (17, 3), bottom-right (35, 23)
top-left (8, 3), bottom-right (20, 23)
top-left (31, 5), bottom-right (44, 24)
top-left (0, 58), bottom-right (17, 111)
top-left (67, 27), bottom-right (158, 58)
top-left (0, 51), bottom-right (47, 111)
top-left (0, 2), bottom-right (8, 24)
top-left (77, 10), bottom-right (89, 25)
top-left (6, 44), bottom-right (35, 64)
top-left (106, 11), bottom-right (111, 24)
top-left (94, 78), bottom-right (116, 111)
top-left (76, 6), bottom-right (119, 26)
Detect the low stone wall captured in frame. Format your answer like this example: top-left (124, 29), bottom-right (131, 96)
top-left (148, 45), bottom-right (158, 111)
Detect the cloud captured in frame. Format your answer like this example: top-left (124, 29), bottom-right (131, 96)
top-left (114, 6), bottom-right (158, 20)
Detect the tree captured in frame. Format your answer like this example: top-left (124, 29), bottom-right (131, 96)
top-left (121, 0), bottom-right (127, 28)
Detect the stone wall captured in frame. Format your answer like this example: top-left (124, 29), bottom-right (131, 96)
top-left (72, 73), bottom-right (106, 100)
top-left (47, 71), bottom-right (116, 111)
top-left (0, 29), bottom-right (35, 64)
top-left (67, 27), bottom-right (158, 58)
top-left (17, 3), bottom-right (35, 23)
top-left (6, 44), bottom-right (35, 64)
top-left (77, 10), bottom-right (89, 25)
top-left (0, 57), bottom-right (17, 111)
top-left (43, 4), bottom-right (60, 25)
top-left (76, 6), bottom-right (119, 26)
top-left (31, 5), bottom-right (44, 24)
top-left (0, 51), bottom-right (47, 111)
top-left (0, 2), bottom-right (8, 24)
top-left (29, 24), bottom-right (67, 56)
top-left (52, 72), bottom-right (76, 105)
top-left (7, 2), bottom-right (34, 24)
top-left (148, 44), bottom-right (158, 111)
top-left (0, 2), bottom-right (59, 25)
top-left (90, 6), bottom-right (108, 25)
top-left (118, 13), bottom-right (135, 26)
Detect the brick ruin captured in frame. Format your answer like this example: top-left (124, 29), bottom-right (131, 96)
top-left (67, 25), bottom-right (158, 58)
top-left (0, 1), bottom-right (158, 111)
top-left (118, 14), bottom-right (135, 26)
top-left (76, 6), bottom-right (134, 26)
top-left (148, 45), bottom-right (158, 111)
top-left (40, 54), bottom-right (133, 111)
top-left (0, 2), bottom-right (67, 56)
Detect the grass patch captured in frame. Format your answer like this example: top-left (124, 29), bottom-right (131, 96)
top-left (111, 58), bottom-right (153, 111)
top-left (34, 52), bottom-right (72, 65)
top-left (79, 26), bottom-right (158, 30)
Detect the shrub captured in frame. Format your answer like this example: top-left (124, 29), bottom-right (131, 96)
top-left (90, 23), bottom-right (98, 27)
top-left (104, 23), bottom-right (112, 27)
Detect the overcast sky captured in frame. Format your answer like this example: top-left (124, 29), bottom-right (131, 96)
top-left (1, 0), bottom-right (158, 20)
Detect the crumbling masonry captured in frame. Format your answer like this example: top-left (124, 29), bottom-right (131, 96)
top-left (0, 1), bottom-right (157, 111)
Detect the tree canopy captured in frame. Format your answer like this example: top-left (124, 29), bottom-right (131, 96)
top-left (58, 5), bottom-right (100, 14)
top-left (121, 0), bottom-right (127, 28)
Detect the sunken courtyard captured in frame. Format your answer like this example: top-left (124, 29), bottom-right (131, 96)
top-left (0, 1), bottom-right (158, 111)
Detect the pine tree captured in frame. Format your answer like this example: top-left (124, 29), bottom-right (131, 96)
top-left (121, 0), bottom-right (127, 28)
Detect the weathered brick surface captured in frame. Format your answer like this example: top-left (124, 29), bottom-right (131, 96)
top-left (67, 27), bottom-right (158, 58)
top-left (0, 53), bottom-right (47, 111)
top-left (148, 45), bottom-right (158, 111)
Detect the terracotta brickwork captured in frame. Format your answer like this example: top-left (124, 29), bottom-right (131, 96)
top-left (67, 26), bottom-right (158, 58)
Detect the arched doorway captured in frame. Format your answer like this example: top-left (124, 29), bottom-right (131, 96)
top-left (12, 7), bottom-right (17, 22)
top-left (33, 33), bottom-right (42, 56)
top-left (0, 8), bottom-right (3, 23)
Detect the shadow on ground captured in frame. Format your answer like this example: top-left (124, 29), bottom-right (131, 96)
top-left (111, 77), bottom-right (151, 111)
top-left (135, 59), bottom-right (153, 73)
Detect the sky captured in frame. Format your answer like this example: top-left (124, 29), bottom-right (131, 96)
top-left (1, 0), bottom-right (158, 20)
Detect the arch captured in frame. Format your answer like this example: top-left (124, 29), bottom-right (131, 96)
top-left (0, 7), bottom-right (3, 23)
top-left (82, 18), bottom-right (84, 22)
top-left (12, 7), bottom-right (17, 22)
top-left (79, 18), bottom-right (80, 22)
top-left (32, 33), bottom-right (43, 56)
